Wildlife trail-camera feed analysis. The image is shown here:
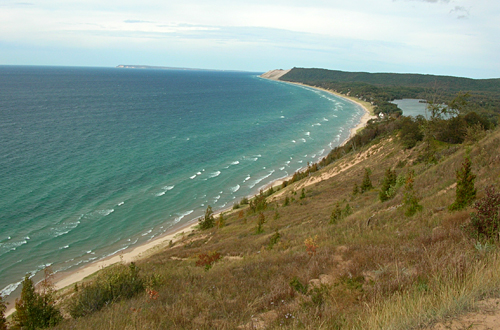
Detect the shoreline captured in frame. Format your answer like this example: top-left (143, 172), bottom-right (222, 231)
top-left (5, 72), bottom-right (375, 318)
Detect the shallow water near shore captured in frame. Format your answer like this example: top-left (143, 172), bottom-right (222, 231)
top-left (0, 66), bottom-right (363, 298)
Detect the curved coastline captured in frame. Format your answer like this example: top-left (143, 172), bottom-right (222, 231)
top-left (5, 72), bottom-right (376, 318)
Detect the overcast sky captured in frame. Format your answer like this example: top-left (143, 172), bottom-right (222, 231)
top-left (1, 0), bottom-right (498, 78)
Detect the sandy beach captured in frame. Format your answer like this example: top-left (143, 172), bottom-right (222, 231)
top-left (5, 70), bottom-right (375, 318)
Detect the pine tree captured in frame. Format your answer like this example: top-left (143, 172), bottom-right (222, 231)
top-left (450, 155), bottom-right (476, 210)
top-left (14, 273), bottom-right (62, 329)
top-left (352, 182), bottom-right (359, 197)
top-left (361, 168), bottom-right (373, 193)
top-left (379, 168), bottom-right (397, 202)
top-left (216, 213), bottom-right (225, 228)
top-left (403, 170), bottom-right (422, 217)
top-left (199, 205), bottom-right (215, 229)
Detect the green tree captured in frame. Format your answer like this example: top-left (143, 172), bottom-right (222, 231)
top-left (360, 168), bottom-right (373, 193)
top-left (403, 170), bottom-right (422, 217)
top-left (450, 154), bottom-right (476, 210)
top-left (0, 294), bottom-right (7, 330)
top-left (256, 212), bottom-right (266, 234)
top-left (199, 205), bottom-right (215, 230)
top-left (379, 168), bottom-right (397, 202)
top-left (399, 116), bottom-right (423, 149)
top-left (14, 273), bottom-right (62, 329)
top-left (216, 213), bottom-right (225, 228)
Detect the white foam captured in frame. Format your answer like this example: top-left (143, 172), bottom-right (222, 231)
top-left (53, 220), bottom-right (81, 238)
top-left (156, 185), bottom-right (175, 196)
top-left (305, 132), bottom-right (310, 136)
top-left (209, 171), bottom-right (221, 178)
top-left (323, 117), bottom-right (329, 121)
top-left (1, 280), bottom-right (23, 296)
top-left (59, 245), bottom-right (70, 249)
top-left (298, 160), bottom-right (303, 163)
top-left (174, 210), bottom-right (194, 223)
top-left (249, 170), bottom-right (275, 188)
top-left (312, 123), bottom-right (321, 126)
top-left (141, 229), bottom-right (153, 236)
top-left (197, 171), bottom-right (202, 175)
top-left (231, 161), bottom-right (240, 165)
top-left (280, 115), bottom-right (285, 118)
top-left (0, 239), bottom-right (28, 254)
top-left (117, 202), bottom-right (124, 206)
top-left (279, 167), bottom-right (285, 171)
top-left (301, 138), bottom-right (307, 142)
top-left (100, 209), bottom-right (114, 217)
top-left (190, 174), bottom-right (197, 179)
top-left (243, 175), bottom-right (251, 182)
top-left (292, 140), bottom-right (296, 143)
top-left (230, 185), bottom-right (240, 192)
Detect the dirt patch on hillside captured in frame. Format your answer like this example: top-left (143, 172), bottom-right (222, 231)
top-left (427, 298), bottom-right (500, 330)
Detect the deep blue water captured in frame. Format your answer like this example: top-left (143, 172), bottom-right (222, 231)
top-left (0, 66), bottom-right (363, 298)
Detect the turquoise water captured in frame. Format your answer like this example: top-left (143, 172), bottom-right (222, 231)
top-left (0, 66), bottom-right (363, 298)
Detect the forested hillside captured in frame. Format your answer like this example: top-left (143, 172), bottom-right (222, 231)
top-left (281, 68), bottom-right (500, 122)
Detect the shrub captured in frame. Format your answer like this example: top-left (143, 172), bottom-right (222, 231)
top-left (283, 196), bottom-right (290, 207)
top-left (249, 193), bottom-right (267, 214)
top-left (68, 263), bottom-right (144, 318)
top-left (304, 236), bottom-right (318, 256)
top-left (14, 272), bottom-right (62, 329)
top-left (360, 168), bottom-right (373, 193)
top-left (0, 295), bottom-right (7, 330)
top-left (449, 155), bottom-right (476, 210)
top-left (300, 188), bottom-right (306, 199)
top-left (330, 201), bottom-right (353, 224)
top-left (195, 251), bottom-right (221, 271)
top-left (267, 230), bottom-right (281, 250)
top-left (199, 205), bottom-right (215, 230)
top-left (290, 277), bottom-right (308, 295)
top-left (467, 186), bottom-right (500, 241)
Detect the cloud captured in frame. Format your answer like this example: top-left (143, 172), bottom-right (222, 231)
top-left (0, 1), bottom-right (34, 7)
top-left (124, 20), bottom-right (153, 24)
top-left (409, 0), bottom-right (450, 3)
top-left (450, 6), bottom-right (470, 19)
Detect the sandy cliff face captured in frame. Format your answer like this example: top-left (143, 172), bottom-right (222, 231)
top-left (259, 69), bottom-right (291, 80)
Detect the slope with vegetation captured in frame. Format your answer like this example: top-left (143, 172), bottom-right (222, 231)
top-left (3, 82), bottom-right (500, 330)
top-left (280, 67), bottom-right (500, 123)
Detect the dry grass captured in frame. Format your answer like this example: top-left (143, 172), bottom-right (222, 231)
top-left (47, 128), bottom-right (500, 330)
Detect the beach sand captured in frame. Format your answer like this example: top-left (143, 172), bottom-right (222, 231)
top-left (5, 70), bottom-right (375, 317)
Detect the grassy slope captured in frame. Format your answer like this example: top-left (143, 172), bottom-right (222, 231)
top-left (51, 128), bottom-right (500, 330)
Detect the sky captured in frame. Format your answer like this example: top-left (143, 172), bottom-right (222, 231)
top-left (0, 0), bottom-right (499, 78)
